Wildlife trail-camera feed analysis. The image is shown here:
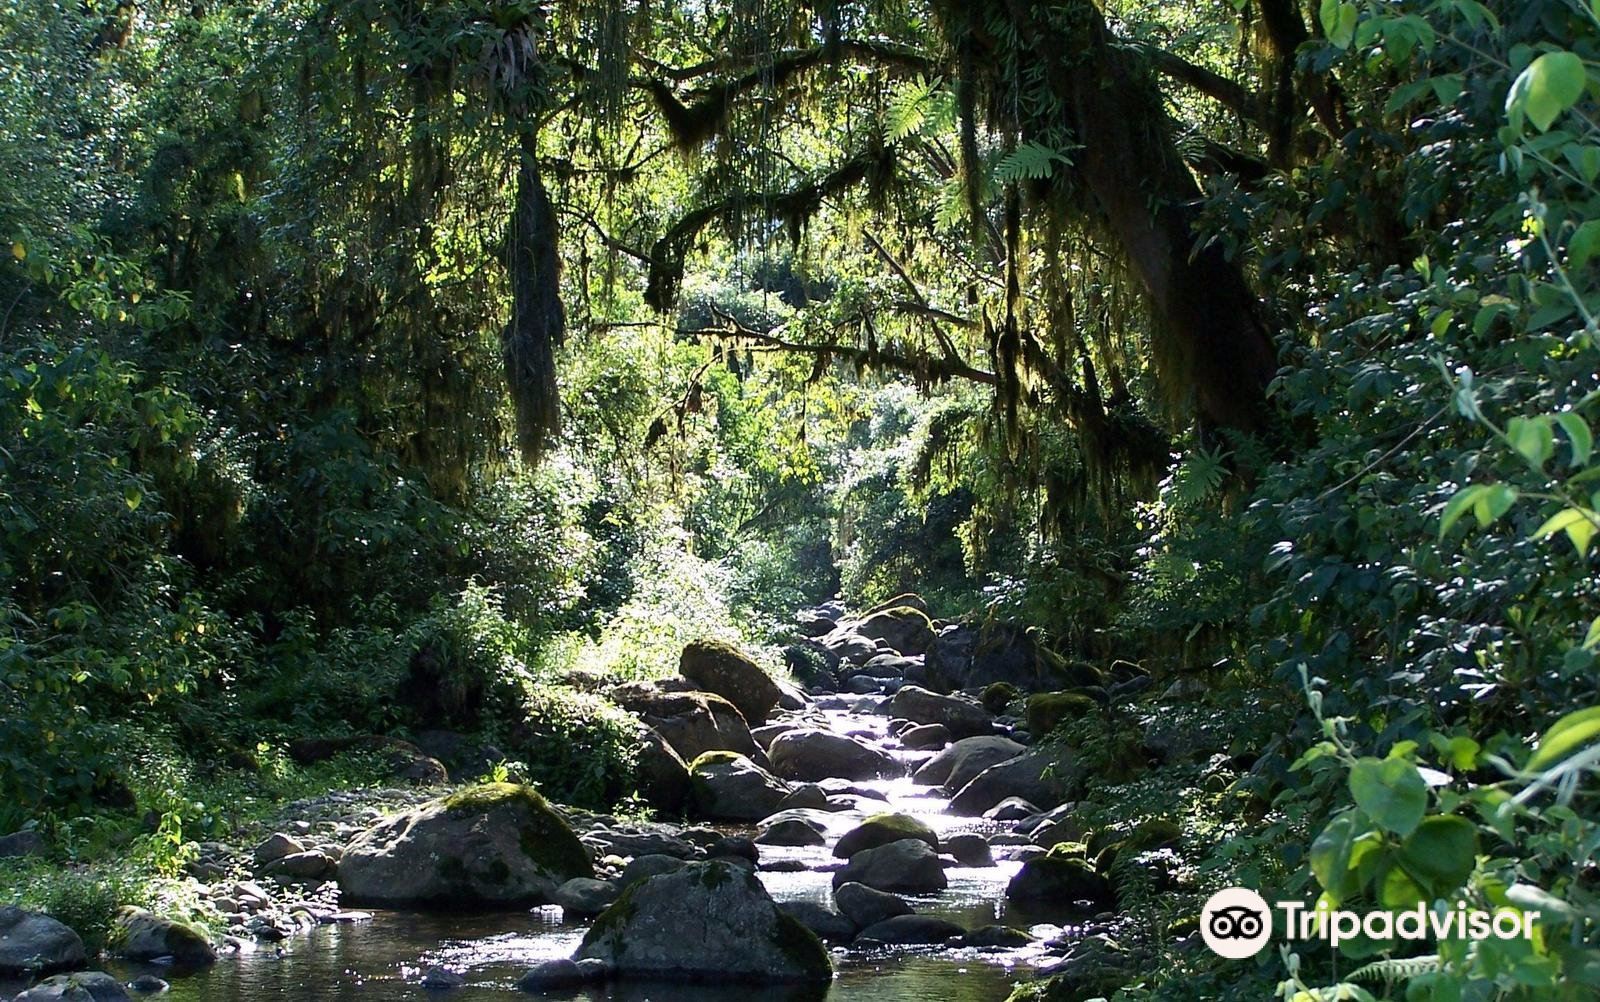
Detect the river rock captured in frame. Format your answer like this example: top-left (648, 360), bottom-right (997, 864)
top-left (619, 854), bottom-right (688, 887)
top-left (110, 908), bottom-right (216, 966)
top-left (832, 882), bottom-right (911, 928)
top-left (768, 729), bottom-right (898, 782)
top-left (949, 747), bottom-right (1076, 816)
top-left (252, 832), bottom-right (305, 866)
top-left (679, 640), bottom-right (784, 726)
top-left (776, 783), bottom-right (829, 810)
top-left (899, 723), bottom-right (949, 750)
top-left (831, 839), bottom-right (947, 894)
top-left (517, 958), bottom-right (596, 990)
top-left (127, 975), bottom-right (168, 993)
top-left (264, 850), bottom-right (335, 880)
top-left (1005, 857), bottom-right (1113, 908)
top-left (852, 607), bottom-right (935, 655)
top-left (0, 907), bottom-right (87, 975)
top-left (585, 829), bottom-right (696, 859)
top-left (575, 860), bottom-right (831, 982)
top-left (12, 972), bottom-right (130, 1001)
top-left (0, 829), bottom-right (46, 859)
top-left (687, 752), bottom-right (790, 821)
top-left (885, 686), bottom-right (992, 739)
top-left (779, 901), bottom-right (856, 942)
top-left (911, 735), bottom-right (1024, 787)
top-left (751, 723), bottom-right (802, 750)
top-left (337, 783), bottom-right (592, 907)
top-left (632, 725), bottom-right (691, 814)
top-left (609, 685), bottom-right (763, 764)
top-left (554, 877), bottom-right (619, 918)
top-left (963, 925), bottom-right (1035, 948)
top-left (983, 797), bottom-right (1040, 822)
top-left (833, 813), bottom-right (938, 858)
top-left (944, 833), bottom-right (996, 867)
top-left (755, 818), bottom-right (826, 847)
top-left (855, 914), bottom-right (965, 945)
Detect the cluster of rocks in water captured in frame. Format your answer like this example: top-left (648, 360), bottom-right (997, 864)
top-left (3, 595), bottom-right (1195, 998)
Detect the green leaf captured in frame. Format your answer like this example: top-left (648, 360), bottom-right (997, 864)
top-left (1473, 483), bottom-right (1518, 529)
top-left (1557, 412), bottom-right (1594, 466)
top-left (1440, 484), bottom-right (1486, 537)
top-left (1350, 757), bottom-right (1429, 837)
top-left (1507, 51), bottom-right (1589, 132)
top-left (1397, 815), bottom-right (1479, 898)
top-left (1320, 0), bottom-right (1358, 49)
top-left (1527, 705), bottom-right (1600, 771)
top-left (1532, 506), bottom-right (1598, 556)
top-left (995, 141), bottom-right (1072, 181)
top-left (1311, 810), bottom-right (1361, 900)
top-left (123, 485), bottom-right (142, 511)
top-left (1584, 617), bottom-right (1600, 650)
top-left (1507, 415), bottom-right (1556, 469)
top-left (1570, 221), bottom-right (1600, 272)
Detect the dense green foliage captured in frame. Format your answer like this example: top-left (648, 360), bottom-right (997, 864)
top-left (3, 0), bottom-right (1600, 998)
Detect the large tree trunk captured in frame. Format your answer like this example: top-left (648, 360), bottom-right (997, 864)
top-left (972, 2), bottom-right (1279, 433)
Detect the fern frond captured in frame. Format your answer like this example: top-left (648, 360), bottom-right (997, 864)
top-left (995, 140), bottom-right (1075, 181)
top-left (1347, 955), bottom-right (1442, 983)
top-left (886, 74), bottom-right (942, 141)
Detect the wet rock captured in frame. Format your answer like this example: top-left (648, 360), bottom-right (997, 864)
top-left (831, 839), bottom-right (947, 894)
top-left (912, 735), bottom-right (1024, 788)
top-left (768, 729), bottom-right (899, 782)
top-left (949, 747), bottom-right (1077, 816)
top-left (751, 722), bottom-right (802, 750)
top-left (0, 906), bottom-right (87, 975)
top-left (962, 925), bottom-right (1035, 949)
top-left (679, 640), bottom-right (784, 726)
top-left (687, 752), bottom-right (791, 821)
top-left (609, 684), bottom-right (763, 764)
top-left (855, 914), bottom-right (964, 945)
top-left (618, 854), bottom-right (688, 888)
top-left (886, 686), bottom-right (993, 739)
top-left (779, 901), bottom-right (856, 942)
top-left (756, 818), bottom-right (826, 847)
top-left (420, 966), bottom-right (465, 988)
top-left (111, 907), bottom-right (216, 966)
top-left (127, 975), bottom-right (169, 993)
top-left (832, 882), bottom-right (911, 928)
top-left (857, 654), bottom-right (921, 679)
top-left (1005, 857), bottom-right (1113, 908)
top-left (516, 958), bottom-right (595, 991)
top-left (554, 877), bottom-right (619, 918)
top-left (842, 675), bottom-right (885, 694)
top-left (1031, 815), bottom-right (1087, 849)
top-left (944, 833), bottom-right (995, 867)
top-left (12, 971), bottom-right (131, 1001)
top-left (576, 860), bottom-right (831, 983)
top-left (816, 778), bottom-right (888, 800)
top-left (776, 783), bottom-right (829, 811)
top-left (985, 797), bottom-right (1040, 822)
top-left (833, 813), bottom-right (938, 858)
top-left (0, 830), bottom-right (46, 860)
top-left (899, 723), bottom-right (949, 750)
top-left (585, 829), bottom-right (696, 859)
top-left (337, 783), bottom-right (592, 908)
top-left (707, 835), bottom-right (759, 865)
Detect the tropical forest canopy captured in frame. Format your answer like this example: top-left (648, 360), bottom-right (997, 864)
top-left (2, 0), bottom-right (1600, 998)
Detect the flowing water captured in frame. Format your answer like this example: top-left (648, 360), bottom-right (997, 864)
top-left (19, 698), bottom-right (1081, 1001)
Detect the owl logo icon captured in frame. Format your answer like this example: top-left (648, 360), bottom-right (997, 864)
top-left (1200, 887), bottom-right (1273, 959)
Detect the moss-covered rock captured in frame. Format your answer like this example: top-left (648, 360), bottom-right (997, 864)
top-left (337, 782), bottom-right (592, 908)
top-left (981, 682), bottom-right (1020, 715)
top-left (832, 813), bottom-right (939, 858)
top-left (687, 752), bottom-right (790, 821)
top-left (1004, 856), bottom-right (1113, 908)
top-left (1024, 692), bottom-right (1098, 736)
top-left (109, 907), bottom-right (215, 966)
top-left (679, 639), bottom-right (784, 725)
top-left (577, 860), bottom-right (831, 983)
top-left (853, 607), bottom-right (936, 656)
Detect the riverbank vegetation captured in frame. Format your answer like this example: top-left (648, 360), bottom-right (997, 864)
top-left (3, 0), bottom-right (1598, 998)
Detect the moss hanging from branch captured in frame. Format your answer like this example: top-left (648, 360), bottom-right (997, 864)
top-left (503, 134), bottom-right (566, 464)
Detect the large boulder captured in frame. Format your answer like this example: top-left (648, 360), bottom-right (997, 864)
top-left (884, 686), bottom-right (992, 739)
top-left (553, 878), bottom-right (620, 918)
top-left (852, 607), bottom-right (935, 656)
top-left (856, 914), bottom-right (965, 945)
top-left (1005, 857), bottom-right (1113, 908)
top-left (911, 735), bottom-right (1024, 788)
top-left (833, 814), bottom-right (938, 859)
top-left (337, 783), bottom-right (592, 907)
top-left (575, 860), bottom-right (832, 983)
top-left (109, 907), bottom-right (215, 966)
top-left (0, 830), bottom-right (46, 859)
top-left (0, 907), bottom-right (86, 975)
top-left (819, 631), bottom-right (879, 664)
top-left (831, 839), bottom-right (947, 894)
top-left (755, 818), bottom-right (826, 847)
top-left (609, 684), bottom-right (763, 764)
top-left (948, 747), bottom-right (1076, 816)
top-left (779, 902), bottom-right (856, 942)
top-left (925, 622), bottom-right (1088, 692)
top-left (679, 640), bottom-right (784, 726)
top-left (687, 752), bottom-right (790, 821)
top-left (767, 729), bottom-right (898, 782)
top-left (12, 972), bottom-right (130, 1002)
top-left (1025, 691), bottom-right (1099, 737)
top-left (632, 725), bottom-right (692, 814)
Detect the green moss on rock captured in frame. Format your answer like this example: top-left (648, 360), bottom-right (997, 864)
top-left (1025, 692), bottom-right (1098, 736)
top-left (981, 682), bottom-right (1020, 715)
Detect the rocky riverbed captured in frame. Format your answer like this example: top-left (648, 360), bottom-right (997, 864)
top-left (3, 599), bottom-right (1177, 1000)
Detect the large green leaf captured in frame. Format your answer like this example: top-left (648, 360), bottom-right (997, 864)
top-left (1349, 757), bottom-right (1428, 837)
top-left (1310, 810), bottom-right (1360, 901)
top-left (1527, 706), bottom-right (1600, 771)
top-left (1508, 51), bottom-right (1589, 131)
top-left (1397, 815), bottom-right (1479, 899)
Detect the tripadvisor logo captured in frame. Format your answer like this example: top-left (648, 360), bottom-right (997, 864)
top-left (1199, 887), bottom-right (1537, 959)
